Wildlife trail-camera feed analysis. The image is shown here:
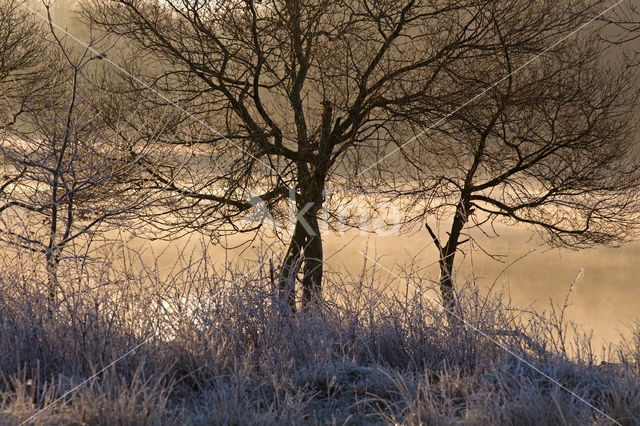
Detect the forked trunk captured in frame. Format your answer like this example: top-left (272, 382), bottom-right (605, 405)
top-left (279, 98), bottom-right (332, 311)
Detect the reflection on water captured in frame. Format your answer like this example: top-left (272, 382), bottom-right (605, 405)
top-left (126, 224), bottom-right (640, 349)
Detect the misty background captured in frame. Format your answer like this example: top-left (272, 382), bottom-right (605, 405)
top-left (41, 0), bottom-right (640, 349)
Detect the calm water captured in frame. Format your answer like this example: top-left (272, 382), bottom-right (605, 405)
top-left (130, 223), bottom-right (640, 349)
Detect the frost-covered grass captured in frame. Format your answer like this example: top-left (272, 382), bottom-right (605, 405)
top-left (0, 248), bottom-right (638, 425)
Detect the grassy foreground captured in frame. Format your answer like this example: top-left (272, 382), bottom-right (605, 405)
top-left (0, 249), bottom-right (638, 425)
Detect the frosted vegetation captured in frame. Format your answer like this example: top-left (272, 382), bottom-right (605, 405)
top-left (0, 246), bottom-right (638, 425)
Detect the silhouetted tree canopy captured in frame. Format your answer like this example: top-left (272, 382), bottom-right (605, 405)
top-left (81, 0), bottom-right (635, 312)
top-left (377, 29), bottom-right (640, 317)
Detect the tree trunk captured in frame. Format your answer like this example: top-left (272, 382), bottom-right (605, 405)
top-left (45, 249), bottom-right (60, 310)
top-left (438, 254), bottom-right (455, 311)
top-left (301, 213), bottom-right (323, 308)
top-left (432, 199), bottom-right (471, 326)
top-left (280, 98), bottom-right (331, 312)
top-left (278, 199), bottom-right (324, 312)
top-left (278, 220), bottom-right (306, 312)
top-left (438, 249), bottom-right (461, 324)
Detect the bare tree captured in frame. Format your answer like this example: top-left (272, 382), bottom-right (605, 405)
top-left (0, 0), bottom-right (52, 127)
top-left (597, 0), bottom-right (640, 66)
top-left (0, 5), bottom-right (158, 308)
top-left (82, 0), bottom-right (607, 309)
top-left (380, 26), bottom-right (640, 320)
